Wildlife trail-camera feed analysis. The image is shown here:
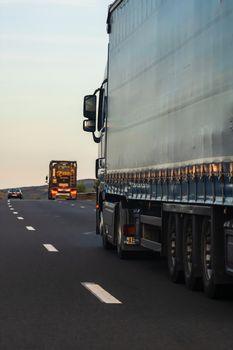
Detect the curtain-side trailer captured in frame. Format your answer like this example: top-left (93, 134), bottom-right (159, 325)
top-left (83, 0), bottom-right (233, 297)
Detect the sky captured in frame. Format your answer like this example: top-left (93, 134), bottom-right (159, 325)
top-left (0, 0), bottom-right (111, 189)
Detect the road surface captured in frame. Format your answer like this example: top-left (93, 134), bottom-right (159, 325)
top-left (0, 199), bottom-right (233, 350)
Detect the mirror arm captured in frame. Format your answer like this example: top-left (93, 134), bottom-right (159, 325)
top-left (93, 79), bottom-right (108, 95)
top-left (92, 132), bottom-right (101, 143)
top-left (101, 78), bottom-right (108, 88)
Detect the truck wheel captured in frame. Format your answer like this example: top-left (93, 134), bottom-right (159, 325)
top-left (116, 202), bottom-right (127, 259)
top-left (201, 218), bottom-right (220, 298)
top-left (183, 216), bottom-right (202, 290)
top-left (167, 214), bottom-right (183, 283)
top-left (117, 225), bottom-right (125, 259)
top-left (100, 210), bottom-right (112, 250)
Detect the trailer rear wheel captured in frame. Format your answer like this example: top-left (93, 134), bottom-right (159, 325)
top-left (167, 214), bottom-right (183, 283)
top-left (183, 216), bottom-right (202, 290)
top-left (201, 217), bottom-right (220, 298)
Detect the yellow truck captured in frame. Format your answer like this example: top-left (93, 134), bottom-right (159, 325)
top-left (47, 160), bottom-right (77, 200)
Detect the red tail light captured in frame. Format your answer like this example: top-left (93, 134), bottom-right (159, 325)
top-left (123, 224), bottom-right (136, 237)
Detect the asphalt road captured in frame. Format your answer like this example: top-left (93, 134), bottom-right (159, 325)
top-left (1, 199), bottom-right (233, 350)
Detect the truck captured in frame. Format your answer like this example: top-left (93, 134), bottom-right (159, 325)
top-left (47, 160), bottom-right (77, 200)
top-left (83, 0), bottom-right (233, 298)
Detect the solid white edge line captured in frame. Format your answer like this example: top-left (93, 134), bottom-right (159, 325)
top-left (26, 226), bottom-right (35, 231)
top-left (17, 217), bottom-right (24, 220)
top-left (81, 282), bottom-right (122, 304)
top-left (43, 244), bottom-right (58, 252)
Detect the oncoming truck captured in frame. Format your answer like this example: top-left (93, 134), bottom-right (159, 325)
top-left (47, 160), bottom-right (77, 200)
top-left (83, 0), bottom-right (233, 297)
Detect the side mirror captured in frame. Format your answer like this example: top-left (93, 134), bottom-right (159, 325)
top-left (83, 95), bottom-right (96, 120)
top-left (95, 159), bottom-right (99, 179)
top-left (83, 119), bottom-right (96, 133)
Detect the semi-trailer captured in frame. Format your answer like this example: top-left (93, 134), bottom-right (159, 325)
top-left (47, 160), bottom-right (77, 200)
top-left (83, 0), bottom-right (233, 297)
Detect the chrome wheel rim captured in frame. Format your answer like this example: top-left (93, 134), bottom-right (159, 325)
top-left (117, 224), bottom-right (122, 246)
top-left (185, 221), bottom-right (193, 274)
top-left (169, 219), bottom-right (176, 268)
top-left (203, 222), bottom-right (212, 281)
top-left (100, 211), bottom-right (104, 236)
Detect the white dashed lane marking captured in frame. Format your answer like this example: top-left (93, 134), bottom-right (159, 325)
top-left (81, 283), bottom-right (122, 304)
top-left (80, 206), bottom-right (85, 209)
top-left (82, 231), bottom-right (95, 235)
top-left (17, 217), bottom-right (24, 220)
top-left (13, 212), bottom-right (18, 214)
top-left (26, 226), bottom-right (35, 231)
top-left (43, 244), bottom-right (58, 252)
top-left (10, 208), bottom-right (14, 211)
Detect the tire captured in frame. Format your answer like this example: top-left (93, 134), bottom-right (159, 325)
top-left (183, 216), bottom-right (202, 290)
top-left (167, 214), bottom-right (183, 283)
top-left (116, 202), bottom-right (128, 259)
top-left (100, 210), bottom-right (112, 250)
top-left (201, 218), bottom-right (221, 298)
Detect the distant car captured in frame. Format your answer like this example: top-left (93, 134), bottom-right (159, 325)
top-left (8, 188), bottom-right (23, 199)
